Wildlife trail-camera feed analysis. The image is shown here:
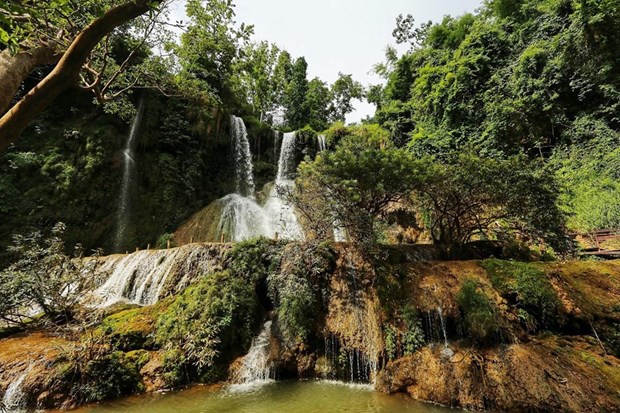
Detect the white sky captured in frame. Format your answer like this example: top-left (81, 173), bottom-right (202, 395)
top-left (169, 0), bottom-right (483, 124)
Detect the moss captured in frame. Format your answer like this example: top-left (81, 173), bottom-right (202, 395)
top-left (96, 299), bottom-right (171, 351)
top-left (155, 270), bottom-right (262, 385)
top-left (481, 259), bottom-right (563, 331)
top-left (457, 280), bottom-right (500, 344)
top-left (269, 242), bottom-right (336, 347)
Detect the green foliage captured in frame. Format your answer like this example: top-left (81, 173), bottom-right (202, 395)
top-left (54, 335), bottom-right (149, 405)
top-left (382, 304), bottom-right (425, 360)
top-left (268, 242), bottom-right (336, 346)
top-left (482, 259), bottom-right (563, 331)
top-left (415, 152), bottom-right (569, 253)
top-left (156, 233), bottom-right (174, 249)
top-left (550, 117), bottom-right (620, 232)
top-left (294, 128), bottom-right (427, 244)
top-left (283, 57), bottom-right (310, 129)
top-left (225, 237), bottom-right (286, 284)
top-left (456, 280), bottom-right (500, 343)
top-left (329, 73), bottom-right (364, 123)
top-left (0, 223), bottom-right (103, 325)
top-left (155, 271), bottom-right (260, 382)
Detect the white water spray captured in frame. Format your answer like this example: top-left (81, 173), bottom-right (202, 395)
top-left (318, 134), bottom-right (327, 151)
top-left (113, 97), bottom-right (145, 253)
top-left (233, 321), bottom-right (274, 387)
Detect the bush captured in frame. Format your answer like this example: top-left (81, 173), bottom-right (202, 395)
top-left (225, 237), bottom-right (286, 284)
top-left (54, 338), bottom-right (149, 405)
top-left (457, 280), bottom-right (500, 343)
top-left (482, 259), bottom-right (563, 331)
top-left (155, 271), bottom-right (261, 383)
top-left (268, 242), bottom-right (336, 346)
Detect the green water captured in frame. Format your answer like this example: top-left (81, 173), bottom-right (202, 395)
top-left (75, 381), bottom-right (454, 413)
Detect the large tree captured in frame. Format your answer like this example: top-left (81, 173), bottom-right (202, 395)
top-left (0, 0), bottom-right (167, 152)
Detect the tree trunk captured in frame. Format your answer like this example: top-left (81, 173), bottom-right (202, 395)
top-left (0, 0), bottom-right (161, 152)
top-left (0, 46), bottom-right (61, 116)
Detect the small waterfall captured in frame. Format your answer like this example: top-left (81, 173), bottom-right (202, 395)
top-left (333, 220), bottom-right (348, 242)
top-left (318, 134), bottom-right (327, 151)
top-left (2, 370), bottom-right (28, 412)
top-left (234, 321), bottom-right (274, 386)
top-left (437, 307), bottom-right (454, 358)
top-left (113, 97), bottom-right (145, 253)
top-left (230, 115), bottom-right (255, 197)
top-left (212, 122), bottom-right (302, 242)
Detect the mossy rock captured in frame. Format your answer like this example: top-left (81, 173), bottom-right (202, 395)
top-left (96, 299), bottom-right (172, 351)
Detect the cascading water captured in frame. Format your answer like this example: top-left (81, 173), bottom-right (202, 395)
top-left (113, 97), bottom-right (145, 253)
top-left (93, 244), bottom-right (224, 307)
top-left (233, 321), bottom-right (274, 386)
top-left (2, 370), bottom-right (28, 412)
top-left (217, 194), bottom-right (274, 242)
top-left (317, 134), bottom-right (327, 151)
top-left (230, 115), bottom-right (256, 197)
top-left (263, 132), bottom-right (303, 240)
top-left (437, 307), bottom-right (454, 358)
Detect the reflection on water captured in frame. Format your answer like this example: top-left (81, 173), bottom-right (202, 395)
top-left (74, 381), bottom-right (454, 413)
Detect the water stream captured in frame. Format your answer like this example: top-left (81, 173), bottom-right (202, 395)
top-left (113, 97), bottom-right (145, 253)
top-left (2, 370), bottom-right (28, 412)
top-left (73, 381), bottom-right (453, 413)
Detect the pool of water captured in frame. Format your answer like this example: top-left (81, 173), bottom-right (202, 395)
top-left (74, 381), bottom-right (454, 413)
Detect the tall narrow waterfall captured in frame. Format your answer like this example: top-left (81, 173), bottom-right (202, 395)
top-left (231, 115), bottom-right (255, 197)
top-left (276, 132), bottom-right (297, 180)
top-left (113, 97), bottom-right (145, 253)
top-left (234, 321), bottom-right (274, 386)
top-left (265, 132), bottom-right (303, 239)
top-left (318, 134), bottom-right (327, 151)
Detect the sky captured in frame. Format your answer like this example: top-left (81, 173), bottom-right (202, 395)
top-left (169, 0), bottom-right (483, 123)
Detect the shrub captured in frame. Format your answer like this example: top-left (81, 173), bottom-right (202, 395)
top-left (155, 271), bottom-right (261, 382)
top-left (482, 259), bottom-right (563, 331)
top-left (457, 280), bottom-right (500, 343)
top-left (268, 242), bottom-right (336, 346)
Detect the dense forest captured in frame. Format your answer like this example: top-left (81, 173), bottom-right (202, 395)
top-left (0, 0), bottom-right (619, 412)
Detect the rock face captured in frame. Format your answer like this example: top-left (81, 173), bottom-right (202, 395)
top-left (377, 337), bottom-right (620, 412)
top-left (1, 244), bottom-right (619, 412)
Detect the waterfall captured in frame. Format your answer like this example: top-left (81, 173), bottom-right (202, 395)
top-left (217, 194), bottom-right (273, 242)
top-left (276, 132), bottom-right (297, 180)
top-left (318, 134), bottom-right (327, 151)
top-left (211, 122), bottom-right (302, 242)
top-left (92, 244), bottom-right (224, 307)
top-left (264, 132), bottom-right (303, 240)
top-left (437, 307), bottom-right (454, 358)
top-left (113, 97), bottom-right (145, 253)
top-left (230, 115), bottom-right (255, 197)
top-left (2, 370), bottom-right (28, 412)
top-left (233, 321), bottom-right (274, 386)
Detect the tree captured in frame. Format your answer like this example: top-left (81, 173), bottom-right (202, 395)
top-left (0, 0), bottom-right (167, 152)
top-left (415, 153), bottom-right (569, 252)
top-left (0, 223), bottom-right (104, 325)
top-left (305, 77), bottom-right (331, 131)
top-left (283, 57), bottom-right (310, 129)
top-left (329, 72), bottom-right (364, 122)
top-left (293, 127), bottom-right (426, 244)
top-left (176, 0), bottom-right (253, 106)
top-left (236, 41), bottom-right (281, 121)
